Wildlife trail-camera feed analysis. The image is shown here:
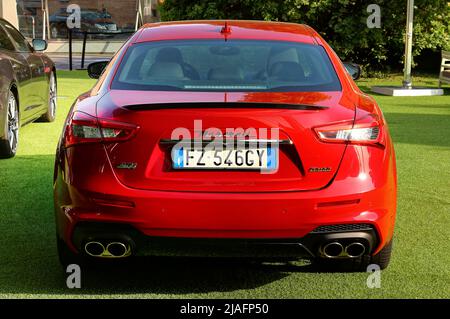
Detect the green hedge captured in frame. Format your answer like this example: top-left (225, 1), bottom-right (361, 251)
top-left (160, 0), bottom-right (450, 73)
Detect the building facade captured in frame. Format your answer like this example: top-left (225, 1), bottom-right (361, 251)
top-left (3, 0), bottom-right (161, 40)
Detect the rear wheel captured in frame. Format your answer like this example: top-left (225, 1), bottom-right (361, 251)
top-left (57, 236), bottom-right (85, 269)
top-left (314, 239), bottom-right (393, 272)
top-left (40, 72), bottom-right (57, 122)
top-left (0, 91), bottom-right (19, 158)
top-left (366, 239), bottom-right (393, 270)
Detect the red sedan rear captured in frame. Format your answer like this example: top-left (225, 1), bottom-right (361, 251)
top-left (54, 21), bottom-right (397, 271)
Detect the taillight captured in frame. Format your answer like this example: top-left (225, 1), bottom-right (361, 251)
top-left (64, 111), bottom-right (138, 147)
top-left (314, 114), bottom-right (384, 146)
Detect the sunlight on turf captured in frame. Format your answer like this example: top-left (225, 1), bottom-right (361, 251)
top-left (0, 71), bottom-right (449, 298)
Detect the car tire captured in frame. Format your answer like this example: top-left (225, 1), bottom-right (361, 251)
top-left (366, 239), bottom-right (393, 270)
top-left (40, 72), bottom-right (57, 122)
top-left (57, 236), bottom-right (86, 269)
top-left (314, 238), bottom-right (393, 272)
top-left (0, 90), bottom-right (19, 158)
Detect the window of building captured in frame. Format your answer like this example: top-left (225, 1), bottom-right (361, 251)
top-left (16, 0), bottom-right (161, 40)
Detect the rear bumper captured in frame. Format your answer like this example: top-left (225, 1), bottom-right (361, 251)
top-left (54, 144), bottom-right (397, 257)
top-left (71, 221), bottom-right (379, 259)
top-left (55, 176), bottom-right (395, 258)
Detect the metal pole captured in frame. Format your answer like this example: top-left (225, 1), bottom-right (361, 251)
top-left (31, 16), bottom-right (35, 39)
top-left (135, 0), bottom-right (139, 30)
top-left (69, 28), bottom-right (73, 71)
top-left (81, 31), bottom-right (87, 69)
top-left (41, 0), bottom-right (46, 40)
top-left (45, 0), bottom-right (51, 40)
top-left (135, 0), bottom-right (143, 30)
top-left (403, 0), bottom-right (414, 89)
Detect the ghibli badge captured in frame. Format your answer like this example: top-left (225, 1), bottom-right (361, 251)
top-left (308, 167), bottom-right (332, 173)
top-left (116, 162), bottom-right (138, 170)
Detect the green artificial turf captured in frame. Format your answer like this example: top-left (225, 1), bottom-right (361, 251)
top-left (0, 71), bottom-right (449, 298)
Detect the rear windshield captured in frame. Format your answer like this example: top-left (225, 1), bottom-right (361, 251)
top-left (111, 40), bottom-right (341, 92)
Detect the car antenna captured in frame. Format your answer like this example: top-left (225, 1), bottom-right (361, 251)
top-left (220, 21), bottom-right (231, 41)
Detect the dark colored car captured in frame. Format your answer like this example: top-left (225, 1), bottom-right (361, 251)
top-left (0, 18), bottom-right (56, 158)
top-left (54, 21), bottom-right (396, 272)
top-left (49, 8), bottom-right (119, 38)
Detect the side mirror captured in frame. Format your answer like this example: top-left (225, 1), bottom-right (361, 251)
top-left (32, 39), bottom-right (47, 51)
top-left (343, 62), bottom-right (361, 80)
top-left (87, 61), bottom-right (109, 79)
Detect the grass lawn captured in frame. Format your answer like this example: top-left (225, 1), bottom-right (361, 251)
top-left (0, 71), bottom-right (449, 298)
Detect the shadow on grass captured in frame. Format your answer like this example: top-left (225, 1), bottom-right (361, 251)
top-left (384, 112), bottom-right (450, 147)
top-left (56, 70), bottom-right (92, 80)
top-left (387, 104), bottom-right (450, 110)
top-left (0, 154), bottom-right (318, 296)
top-left (77, 258), bottom-right (316, 295)
top-left (358, 85), bottom-right (450, 96)
top-left (1, 106), bottom-right (449, 295)
top-left (0, 106), bottom-right (449, 295)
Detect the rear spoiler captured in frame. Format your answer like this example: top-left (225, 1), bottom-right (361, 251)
top-left (123, 102), bottom-right (329, 111)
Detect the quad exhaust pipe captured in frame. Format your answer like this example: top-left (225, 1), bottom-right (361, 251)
top-left (84, 240), bottom-right (131, 258)
top-left (85, 241), bottom-right (105, 257)
top-left (322, 242), bottom-right (344, 258)
top-left (106, 242), bottom-right (128, 257)
top-left (345, 242), bottom-right (366, 258)
top-left (321, 241), bottom-right (366, 258)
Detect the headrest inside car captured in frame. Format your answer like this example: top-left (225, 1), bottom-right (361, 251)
top-left (147, 62), bottom-right (185, 79)
top-left (208, 66), bottom-right (244, 81)
top-left (155, 47), bottom-right (184, 64)
top-left (269, 61), bottom-right (305, 82)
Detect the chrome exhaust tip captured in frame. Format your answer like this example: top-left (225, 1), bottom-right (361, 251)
top-left (345, 242), bottom-right (366, 258)
top-left (84, 241), bottom-right (105, 257)
top-left (322, 242), bottom-right (344, 258)
top-left (106, 242), bottom-right (129, 257)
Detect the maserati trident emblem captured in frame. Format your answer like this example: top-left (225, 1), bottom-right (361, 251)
top-left (116, 162), bottom-right (137, 170)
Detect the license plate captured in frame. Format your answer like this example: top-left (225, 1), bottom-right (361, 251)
top-left (172, 147), bottom-right (278, 170)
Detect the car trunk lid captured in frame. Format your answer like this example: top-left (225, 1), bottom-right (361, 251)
top-left (96, 90), bottom-right (355, 193)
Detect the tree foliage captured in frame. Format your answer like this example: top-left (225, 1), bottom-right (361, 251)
top-left (159, 0), bottom-right (450, 72)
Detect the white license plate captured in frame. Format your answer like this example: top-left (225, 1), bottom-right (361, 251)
top-left (172, 147), bottom-right (278, 170)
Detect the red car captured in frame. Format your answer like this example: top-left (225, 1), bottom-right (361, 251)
top-left (54, 21), bottom-right (397, 271)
